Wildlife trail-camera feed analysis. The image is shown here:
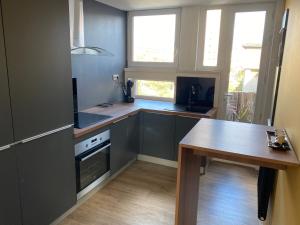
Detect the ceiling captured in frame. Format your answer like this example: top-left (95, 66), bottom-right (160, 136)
top-left (96, 0), bottom-right (275, 11)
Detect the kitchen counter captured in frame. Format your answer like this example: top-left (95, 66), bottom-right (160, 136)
top-left (74, 99), bottom-right (217, 138)
top-left (175, 119), bottom-right (300, 225)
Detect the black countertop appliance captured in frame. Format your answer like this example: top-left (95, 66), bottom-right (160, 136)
top-left (176, 76), bottom-right (215, 114)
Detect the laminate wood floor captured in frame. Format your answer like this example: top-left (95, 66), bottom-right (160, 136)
top-left (59, 161), bottom-right (259, 225)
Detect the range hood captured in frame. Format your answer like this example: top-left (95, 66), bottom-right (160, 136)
top-left (68, 0), bottom-right (113, 56)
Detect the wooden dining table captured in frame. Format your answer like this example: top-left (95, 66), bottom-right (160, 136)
top-left (175, 119), bottom-right (300, 225)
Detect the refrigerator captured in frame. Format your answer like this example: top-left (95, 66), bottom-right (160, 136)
top-left (0, 0), bottom-right (77, 225)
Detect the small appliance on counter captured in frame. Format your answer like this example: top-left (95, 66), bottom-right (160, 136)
top-left (123, 80), bottom-right (135, 103)
top-left (266, 129), bottom-right (291, 151)
top-left (176, 76), bottom-right (215, 114)
top-left (73, 78), bottom-right (112, 129)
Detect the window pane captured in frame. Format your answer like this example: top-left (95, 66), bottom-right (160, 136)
top-left (136, 80), bottom-right (175, 99)
top-left (226, 11), bottom-right (266, 123)
top-left (133, 14), bottom-right (176, 63)
top-left (228, 11), bottom-right (266, 93)
top-left (203, 9), bottom-right (222, 67)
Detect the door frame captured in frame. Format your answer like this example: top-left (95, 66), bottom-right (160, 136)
top-left (217, 3), bottom-right (277, 124)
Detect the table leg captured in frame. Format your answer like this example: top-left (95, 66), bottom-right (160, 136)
top-left (175, 147), bottom-right (202, 225)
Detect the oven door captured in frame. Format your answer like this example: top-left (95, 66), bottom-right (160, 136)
top-left (75, 142), bottom-right (111, 193)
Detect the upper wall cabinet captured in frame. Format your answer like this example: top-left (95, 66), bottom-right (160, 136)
top-left (178, 7), bottom-right (200, 71)
top-left (1, 0), bottom-right (73, 141)
top-left (0, 8), bottom-right (14, 147)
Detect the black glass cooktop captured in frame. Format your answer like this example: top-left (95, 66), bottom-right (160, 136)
top-left (74, 112), bottom-right (112, 129)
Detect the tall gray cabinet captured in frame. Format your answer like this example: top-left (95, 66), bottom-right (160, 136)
top-left (0, 6), bottom-right (22, 225)
top-left (0, 0), bottom-right (76, 225)
top-left (15, 129), bottom-right (75, 225)
top-left (1, 0), bottom-right (73, 140)
top-left (0, 4), bottom-right (13, 147)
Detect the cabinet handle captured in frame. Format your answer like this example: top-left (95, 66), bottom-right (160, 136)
top-left (0, 145), bottom-right (11, 152)
top-left (178, 115), bottom-right (200, 119)
top-left (145, 111), bottom-right (173, 116)
top-left (80, 143), bottom-right (111, 162)
top-left (113, 116), bottom-right (129, 124)
top-left (129, 111), bottom-right (138, 117)
top-left (20, 124), bottom-right (73, 144)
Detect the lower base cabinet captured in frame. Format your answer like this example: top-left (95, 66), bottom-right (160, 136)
top-left (140, 113), bottom-right (203, 162)
top-left (174, 116), bottom-right (199, 160)
top-left (0, 148), bottom-right (22, 225)
top-left (16, 128), bottom-right (76, 225)
top-left (111, 114), bottom-right (139, 175)
top-left (0, 111), bottom-right (207, 225)
top-left (141, 112), bottom-right (175, 160)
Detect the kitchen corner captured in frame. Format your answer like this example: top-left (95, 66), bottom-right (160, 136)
top-left (73, 99), bottom-right (217, 138)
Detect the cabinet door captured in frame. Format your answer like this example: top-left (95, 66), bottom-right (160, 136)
top-left (0, 148), bottom-right (22, 225)
top-left (0, 7), bottom-right (14, 147)
top-left (1, 0), bottom-right (73, 140)
top-left (127, 114), bottom-right (140, 162)
top-left (174, 116), bottom-right (199, 160)
top-left (111, 114), bottom-right (139, 175)
top-left (111, 117), bottom-right (129, 174)
top-left (141, 112), bottom-right (175, 160)
top-left (16, 128), bottom-right (76, 225)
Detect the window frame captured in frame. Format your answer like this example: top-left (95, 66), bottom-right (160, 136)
top-left (133, 79), bottom-right (176, 102)
top-left (202, 9), bottom-right (222, 67)
top-left (196, 7), bottom-right (223, 71)
top-left (128, 9), bottom-right (181, 68)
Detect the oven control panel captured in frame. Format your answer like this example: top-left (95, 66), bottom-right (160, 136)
top-left (75, 130), bottom-right (110, 156)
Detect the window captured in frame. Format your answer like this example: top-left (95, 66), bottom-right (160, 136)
top-left (129, 10), bottom-right (179, 66)
top-left (203, 9), bottom-right (222, 67)
top-left (135, 80), bottom-right (175, 99)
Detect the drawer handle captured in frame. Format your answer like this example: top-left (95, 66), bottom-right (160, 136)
top-left (80, 143), bottom-right (111, 162)
top-left (145, 111), bottom-right (173, 116)
top-left (113, 116), bottom-right (129, 124)
top-left (178, 115), bottom-right (200, 119)
top-left (0, 145), bottom-right (11, 152)
top-left (20, 124), bottom-right (73, 144)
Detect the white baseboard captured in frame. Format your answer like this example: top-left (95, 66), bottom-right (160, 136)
top-left (137, 154), bottom-right (178, 168)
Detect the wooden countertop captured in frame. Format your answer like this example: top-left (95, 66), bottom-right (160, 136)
top-left (74, 99), bottom-right (217, 139)
top-left (180, 119), bottom-right (300, 170)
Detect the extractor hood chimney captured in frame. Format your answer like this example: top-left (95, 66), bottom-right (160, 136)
top-left (68, 0), bottom-right (113, 56)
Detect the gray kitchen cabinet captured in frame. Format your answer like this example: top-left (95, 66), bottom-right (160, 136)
top-left (127, 113), bottom-right (140, 162)
top-left (16, 128), bottom-right (76, 225)
top-left (111, 114), bottom-right (139, 175)
top-left (0, 7), bottom-right (14, 147)
top-left (1, 0), bottom-right (73, 141)
top-left (0, 0), bottom-right (76, 224)
top-left (141, 112), bottom-right (175, 160)
top-left (174, 116), bottom-right (199, 160)
top-left (0, 8), bottom-right (21, 225)
top-left (0, 148), bottom-right (22, 225)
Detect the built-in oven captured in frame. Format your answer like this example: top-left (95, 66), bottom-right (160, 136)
top-left (75, 130), bottom-right (111, 199)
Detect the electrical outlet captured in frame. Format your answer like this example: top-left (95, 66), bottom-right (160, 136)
top-left (112, 74), bottom-right (119, 81)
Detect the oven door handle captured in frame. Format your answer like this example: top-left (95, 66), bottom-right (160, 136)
top-left (80, 143), bottom-right (111, 162)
